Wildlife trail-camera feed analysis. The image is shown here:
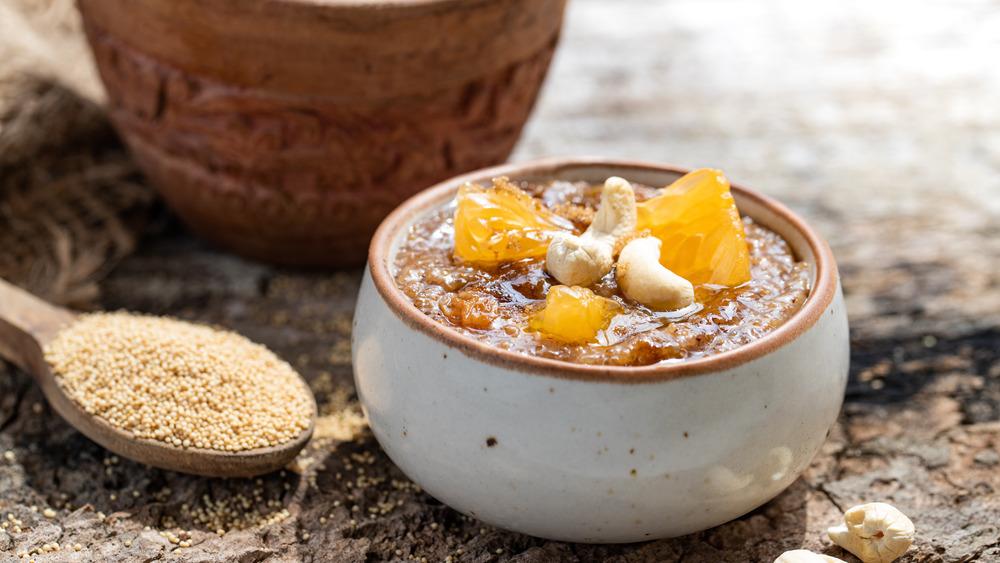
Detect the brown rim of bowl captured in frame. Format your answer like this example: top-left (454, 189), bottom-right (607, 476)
top-left (368, 157), bottom-right (839, 384)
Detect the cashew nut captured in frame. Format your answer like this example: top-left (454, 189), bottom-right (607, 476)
top-left (774, 550), bottom-right (846, 563)
top-left (827, 502), bottom-right (915, 563)
top-left (546, 176), bottom-right (637, 286)
top-left (615, 237), bottom-right (694, 310)
top-left (586, 176), bottom-right (637, 247)
top-left (545, 234), bottom-right (614, 287)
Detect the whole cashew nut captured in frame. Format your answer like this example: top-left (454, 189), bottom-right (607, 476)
top-left (586, 176), bottom-right (637, 248)
top-left (774, 550), bottom-right (846, 563)
top-left (545, 234), bottom-right (614, 287)
top-left (546, 177), bottom-right (637, 286)
top-left (827, 502), bottom-right (915, 563)
top-left (615, 237), bottom-right (694, 310)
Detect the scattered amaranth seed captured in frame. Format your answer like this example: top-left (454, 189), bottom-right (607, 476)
top-left (44, 312), bottom-right (313, 452)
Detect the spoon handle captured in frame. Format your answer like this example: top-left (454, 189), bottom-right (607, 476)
top-left (0, 278), bottom-right (76, 373)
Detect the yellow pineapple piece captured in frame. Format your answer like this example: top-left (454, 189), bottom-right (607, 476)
top-left (529, 285), bottom-right (620, 343)
top-left (454, 177), bottom-right (574, 265)
top-left (635, 169), bottom-right (751, 286)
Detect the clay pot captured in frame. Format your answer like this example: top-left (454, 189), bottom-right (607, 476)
top-left (77, 0), bottom-right (567, 268)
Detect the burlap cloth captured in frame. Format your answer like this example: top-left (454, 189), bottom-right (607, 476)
top-left (0, 0), bottom-right (155, 307)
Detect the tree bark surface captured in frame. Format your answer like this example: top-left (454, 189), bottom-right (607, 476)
top-left (3, 1), bottom-right (1000, 561)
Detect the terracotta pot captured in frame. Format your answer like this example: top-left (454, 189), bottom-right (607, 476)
top-left (77, 0), bottom-right (567, 267)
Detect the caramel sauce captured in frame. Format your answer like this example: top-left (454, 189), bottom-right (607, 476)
top-left (394, 181), bottom-right (810, 366)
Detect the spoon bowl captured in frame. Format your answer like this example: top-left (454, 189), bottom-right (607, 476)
top-left (0, 279), bottom-right (316, 477)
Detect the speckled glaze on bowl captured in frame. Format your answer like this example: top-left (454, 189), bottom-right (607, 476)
top-left (77, 0), bottom-right (567, 268)
top-left (352, 158), bottom-right (849, 543)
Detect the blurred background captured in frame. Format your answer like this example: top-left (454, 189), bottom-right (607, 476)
top-left (3, 0), bottom-right (998, 339)
top-left (521, 0), bottom-right (1000, 210)
top-left (516, 0), bottom-right (1000, 341)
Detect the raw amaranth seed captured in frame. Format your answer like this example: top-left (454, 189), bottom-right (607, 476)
top-left (44, 311), bottom-right (312, 452)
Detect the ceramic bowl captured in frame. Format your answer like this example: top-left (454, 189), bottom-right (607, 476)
top-left (77, 0), bottom-right (567, 268)
top-left (352, 157), bottom-right (849, 543)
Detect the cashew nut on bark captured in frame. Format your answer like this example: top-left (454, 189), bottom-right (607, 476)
top-left (774, 550), bottom-right (846, 563)
top-left (827, 502), bottom-right (915, 563)
top-left (546, 176), bottom-right (637, 286)
top-left (615, 236), bottom-right (694, 310)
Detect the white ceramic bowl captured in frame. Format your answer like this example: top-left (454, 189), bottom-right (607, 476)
top-left (352, 158), bottom-right (849, 543)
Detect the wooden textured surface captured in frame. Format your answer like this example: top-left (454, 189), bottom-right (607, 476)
top-left (2, 0), bottom-right (1000, 561)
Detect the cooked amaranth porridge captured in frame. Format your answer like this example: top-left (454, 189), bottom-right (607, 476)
top-left (393, 169), bottom-right (810, 366)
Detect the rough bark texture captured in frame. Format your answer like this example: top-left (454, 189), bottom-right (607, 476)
top-left (3, 0), bottom-right (1000, 561)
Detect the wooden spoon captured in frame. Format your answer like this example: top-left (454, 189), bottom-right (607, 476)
top-left (0, 278), bottom-right (316, 477)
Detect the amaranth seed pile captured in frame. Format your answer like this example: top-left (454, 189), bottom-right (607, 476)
top-left (44, 312), bottom-right (313, 451)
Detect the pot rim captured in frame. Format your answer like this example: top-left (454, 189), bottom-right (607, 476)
top-left (78, 0), bottom-right (567, 100)
top-left (367, 156), bottom-right (840, 384)
top-left (275, 0), bottom-right (490, 6)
